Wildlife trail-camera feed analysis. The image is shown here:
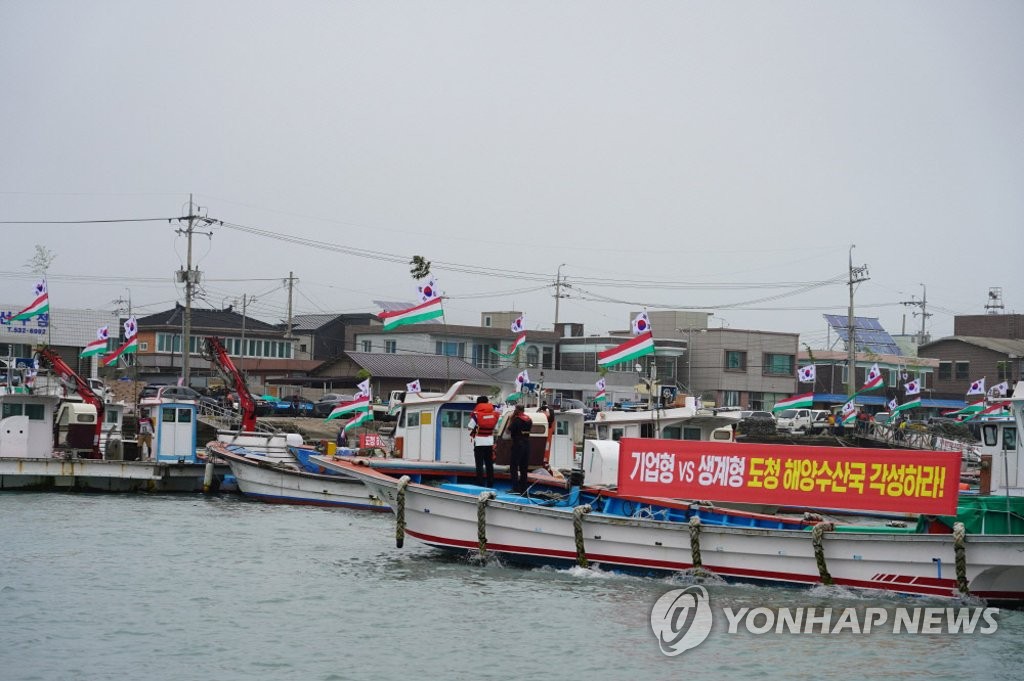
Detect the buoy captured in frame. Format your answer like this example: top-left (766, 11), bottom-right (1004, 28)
top-left (202, 461), bottom-right (215, 494)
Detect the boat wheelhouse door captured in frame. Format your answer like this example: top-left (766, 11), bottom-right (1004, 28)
top-left (438, 406), bottom-right (474, 465)
top-left (154, 402), bottom-right (198, 463)
top-left (402, 408), bottom-right (428, 461)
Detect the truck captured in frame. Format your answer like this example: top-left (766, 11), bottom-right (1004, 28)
top-left (776, 408), bottom-right (830, 435)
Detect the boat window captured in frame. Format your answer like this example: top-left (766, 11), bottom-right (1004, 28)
top-left (597, 425), bottom-right (609, 439)
top-left (408, 412), bottom-right (420, 427)
top-left (611, 427), bottom-right (624, 441)
top-left (982, 425), bottom-right (998, 447)
top-left (2, 402), bottom-right (23, 417)
top-left (556, 420), bottom-right (569, 436)
top-left (441, 410), bottom-right (464, 428)
top-left (162, 407), bottom-right (177, 423)
top-left (1005, 427), bottom-right (1017, 452)
top-left (683, 427), bottom-right (702, 441)
top-left (25, 404), bottom-right (44, 420)
top-left (640, 422), bottom-right (656, 438)
top-left (177, 408), bottom-right (192, 423)
top-left (662, 425), bottom-right (682, 439)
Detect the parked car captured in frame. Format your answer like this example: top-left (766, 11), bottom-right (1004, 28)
top-left (222, 391), bottom-right (273, 416)
top-left (274, 395), bottom-right (315, 417)
top-left (312, 393), bottom-right (354, 418)
top-left (739, 410), bottom-right (775, 424)
top-left (140, 384), bottom-right (218, 410)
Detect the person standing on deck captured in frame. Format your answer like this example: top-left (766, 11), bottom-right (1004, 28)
top-left (138, 411), bottom-right (154, 459)
top-left (468, 395), bottom-right (498, 488)
top-left (509, 404), bottom-right (532, 493)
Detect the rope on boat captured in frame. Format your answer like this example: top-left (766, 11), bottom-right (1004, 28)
top-left (811, 521), bottom-right (835, 585)
top-left (476, 490), bottom-right (497, 556)
top-left (572, 504), bottom-right (593, 568)
top-left (688, 516), bottom-right (703, 570)
top-left (953, 522), bottom-right (969, 594)
top-left (395, 475), bottom-right (411, 549)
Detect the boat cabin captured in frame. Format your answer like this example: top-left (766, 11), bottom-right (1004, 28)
top-left (978, 381), bottom-right (1024, 496)
top-left (55, 401), bottom-right (99, 456)
top-left (0, 392), bottom-right (60, 458)
top-left (141, 397), bottom-right (198, 464)
top-left (583, 407), bottom-right (736, 443)
top-left (393, 381), bottom-right (580, 466)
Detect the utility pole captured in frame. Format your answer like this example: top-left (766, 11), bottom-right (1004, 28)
top-left (175, 195), bottom-right (215, 385)
top-left (847, 245), bottom-right (870, 398)
top-left (285, 271), bottom-right (296, 338)
top-left (900, 283), bottom-right (932, 346)
top-left (554, 263), bottom-right (566, 329)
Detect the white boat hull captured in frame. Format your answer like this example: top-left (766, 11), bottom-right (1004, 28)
top-left (213, 444), bottom-right (386, 510)
top-left (341, 464), bottom-right (1024, 603)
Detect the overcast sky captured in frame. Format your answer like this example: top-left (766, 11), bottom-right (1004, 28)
top-left (2, 1), bottom-right (1021, 348)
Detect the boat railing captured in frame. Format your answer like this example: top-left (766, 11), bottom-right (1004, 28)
top-left (198, 402), bottom-right (280, 435)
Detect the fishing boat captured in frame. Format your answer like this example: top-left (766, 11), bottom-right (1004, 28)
top-left (207, 439), bottom-right (387, 510)
top-left (327, 382), bottom-right (1024, 603)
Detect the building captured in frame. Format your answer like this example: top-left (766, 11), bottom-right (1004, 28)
top-left (687, 327), bottom-right (799, 410)
top-left (796, 350), bottom-right (949, 410)
top-left (919, 336), bottom-right (1024, 398)
top-left (286, 313), bottom-right (377, 361)
top-left (0, 303), bottom-right (119, 379)
top-left (312, 351), bottom-right (499, 397)
top-left (135, 305), bottom-right (318, 390)
top-left (916, 312), bottom-right (1023, 399)
top-left (346, 314), bottom-right (559, 371)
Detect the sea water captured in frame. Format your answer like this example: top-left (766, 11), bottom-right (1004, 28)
top-left (2, 492), bottom-right (1022, 681)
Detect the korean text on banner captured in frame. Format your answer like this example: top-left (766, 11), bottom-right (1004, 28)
top-left (615, 439), bottom-right (960, 515)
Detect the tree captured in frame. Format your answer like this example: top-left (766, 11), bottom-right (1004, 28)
top-left (25, 245), bottom-right (56, 275)
top-left (409, 255), bottom-right (431, 280)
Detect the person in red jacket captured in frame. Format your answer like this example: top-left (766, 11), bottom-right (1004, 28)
top-left (468, 395), bottom-right (498, 487)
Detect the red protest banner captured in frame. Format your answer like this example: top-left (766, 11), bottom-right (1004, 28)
top-left (616, 438), bottom-right (961, 515)
top-left (360, 433), bottom-right (384, 449)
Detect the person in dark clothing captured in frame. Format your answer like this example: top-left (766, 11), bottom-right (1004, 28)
top-left (468, 395), bottom-right (498, 487)
top-left (509, 404), bottom-right (532, 493)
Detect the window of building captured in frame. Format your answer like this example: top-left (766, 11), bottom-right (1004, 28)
top-left (435, 341), bottom-right (464, 358)
top-left (483, 316), bottom-right (492, 327)
top-left (938, 362), bottom-right (952, 381)
top-left (362, 340), bottom-right (372, 352)
top-left (526, 346), bottom-right (540, 367)
top-left (955, 361), bottom-right (969, 380)
top-left (749, 392), bottom-right (764, 410)
top-left (725, 350), bottom-right (747, 372)
top-left (471, 343), bottom-right (497, 368)
top-left (998, 361), bottom-right (1012, 382)
top-left (139, 342), bottom-right (148, 351)
top-left (723, 390), bottom-right (740, 407)
top-left (763, 353), bottom-right (794, 376)
top-left (384, 340), bottom-right (397, 354)
top-left (542, 347), bottom-right (554, 369)
top-left (299, 343), bottom-right (307, 353)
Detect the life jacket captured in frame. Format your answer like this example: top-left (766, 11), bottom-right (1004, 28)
top-left (473, 404), bottom-right (499, 436)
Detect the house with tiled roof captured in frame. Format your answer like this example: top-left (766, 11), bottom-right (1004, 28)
top-left (313, 351), bottom-right (500, 397)
top-left (283, 313), bottom-right (377, 361)
top-left (135, 304), bottom-right (319, 389)
top-left (919, 336), bottom-right (1024, 399)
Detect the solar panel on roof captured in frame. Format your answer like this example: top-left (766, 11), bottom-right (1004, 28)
top-left (823, 315), bottom-right (902, 356)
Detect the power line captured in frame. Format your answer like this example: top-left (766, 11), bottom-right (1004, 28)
top-left (0, 217), bottom-right (180, 224)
